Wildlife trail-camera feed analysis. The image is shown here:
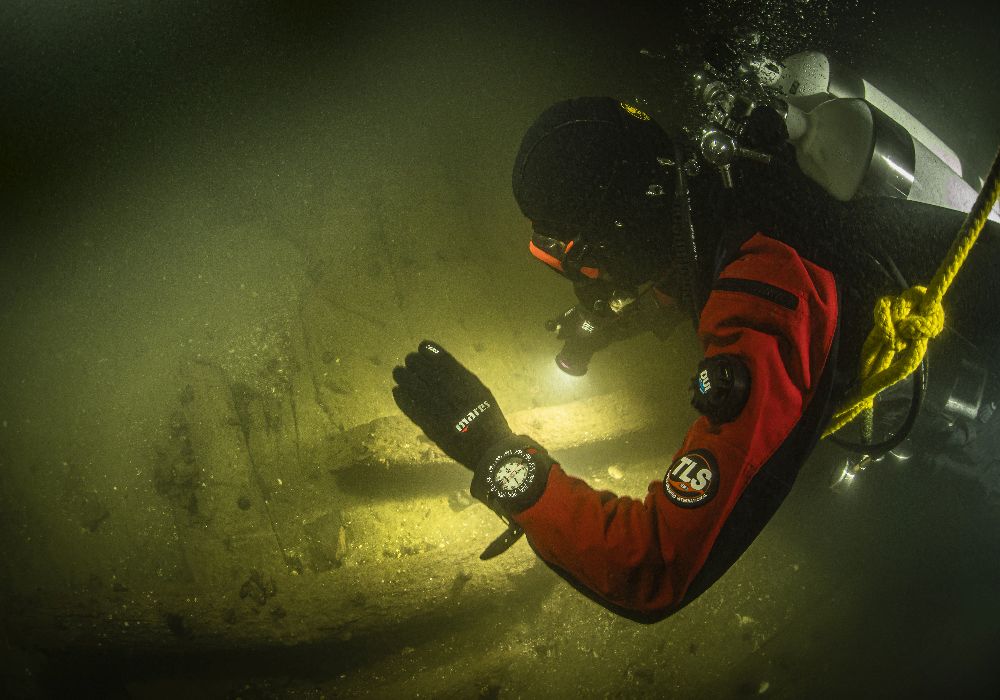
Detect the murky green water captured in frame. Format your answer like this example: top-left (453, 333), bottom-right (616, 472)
top-left (1, 1), bottom-right (998, 697)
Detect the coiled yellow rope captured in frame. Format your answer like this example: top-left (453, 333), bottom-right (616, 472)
top-left (823, 146), bottom-right (1000, 438)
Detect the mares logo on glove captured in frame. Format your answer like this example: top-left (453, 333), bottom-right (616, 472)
top-left (663, 449), bottom-right (719, 508)
top-left (455, 401), bottom-right (492, 433)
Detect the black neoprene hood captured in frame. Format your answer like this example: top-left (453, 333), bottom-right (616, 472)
top-left (511, 97), bottom-right (677, 284)
top-left (512, 97), bottom-right (675, 238)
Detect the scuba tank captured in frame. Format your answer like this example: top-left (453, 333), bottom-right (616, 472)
top-left (690, 50), bottom-right (1000, 222)
top-left (681, 46), bottom-right (1000, 496)
top-left (758, 51), bottom-right (999, 222)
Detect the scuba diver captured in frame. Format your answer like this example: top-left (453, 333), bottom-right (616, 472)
top-left (392, 61), bottom-right (1000, 620)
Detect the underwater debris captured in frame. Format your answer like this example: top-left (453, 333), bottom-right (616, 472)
top-left (239, 568), bottom-right (278, 608)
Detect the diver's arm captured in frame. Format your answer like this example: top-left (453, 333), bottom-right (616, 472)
top-left (392, 234), bottom-right (838, 618)
top-left (509, 234), bottom-right (839, 618)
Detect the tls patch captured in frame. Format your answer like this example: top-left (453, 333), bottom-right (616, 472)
top-left (663, 450), bottom-right (719, 508)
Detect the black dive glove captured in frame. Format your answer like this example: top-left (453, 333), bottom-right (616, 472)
top-left (393, 341), bottom-right (553, 558)
top-left (391, 340), bottom-right (512, 470)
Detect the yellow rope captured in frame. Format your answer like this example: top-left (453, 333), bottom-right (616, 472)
top-left (823, 146), bottom-right (1000, 438)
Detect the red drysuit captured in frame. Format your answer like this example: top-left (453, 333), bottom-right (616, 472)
top-left (513, 233), bottom-right (840, 616)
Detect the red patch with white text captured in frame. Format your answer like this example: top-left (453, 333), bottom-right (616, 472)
top-left (663, 450), bottom-right (719, 508)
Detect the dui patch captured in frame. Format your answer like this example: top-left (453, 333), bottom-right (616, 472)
top-left (663, 450), bottom-right (719, 508)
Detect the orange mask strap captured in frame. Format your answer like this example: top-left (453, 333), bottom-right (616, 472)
top-left (529, 238), bottom-right (566, 273)
top-left (528, 238), bottom-right (601, 280)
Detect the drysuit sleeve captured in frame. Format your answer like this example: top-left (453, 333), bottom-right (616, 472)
top-left (512, 233), bottom-right (839, 617)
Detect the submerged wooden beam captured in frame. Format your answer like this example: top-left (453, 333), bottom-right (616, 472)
top-left (329, 388), bottom-right (666, 471)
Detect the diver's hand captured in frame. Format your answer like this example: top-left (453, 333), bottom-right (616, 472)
top-left (392, 341), bottom-right (512, 470)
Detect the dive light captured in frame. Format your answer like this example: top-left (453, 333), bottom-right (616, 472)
top-left (547, 306), bottom-right (603, 376)
top-left (546, 305), bottom-right (617, 377)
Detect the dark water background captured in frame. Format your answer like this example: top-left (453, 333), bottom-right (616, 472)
top-left (1, 1), bottom-right (999, 697)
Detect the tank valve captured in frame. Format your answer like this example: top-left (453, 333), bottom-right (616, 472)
top-left (699, 128), bottom-right (737, 188)
top-left (699, 127), bottom-right (774, 188)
